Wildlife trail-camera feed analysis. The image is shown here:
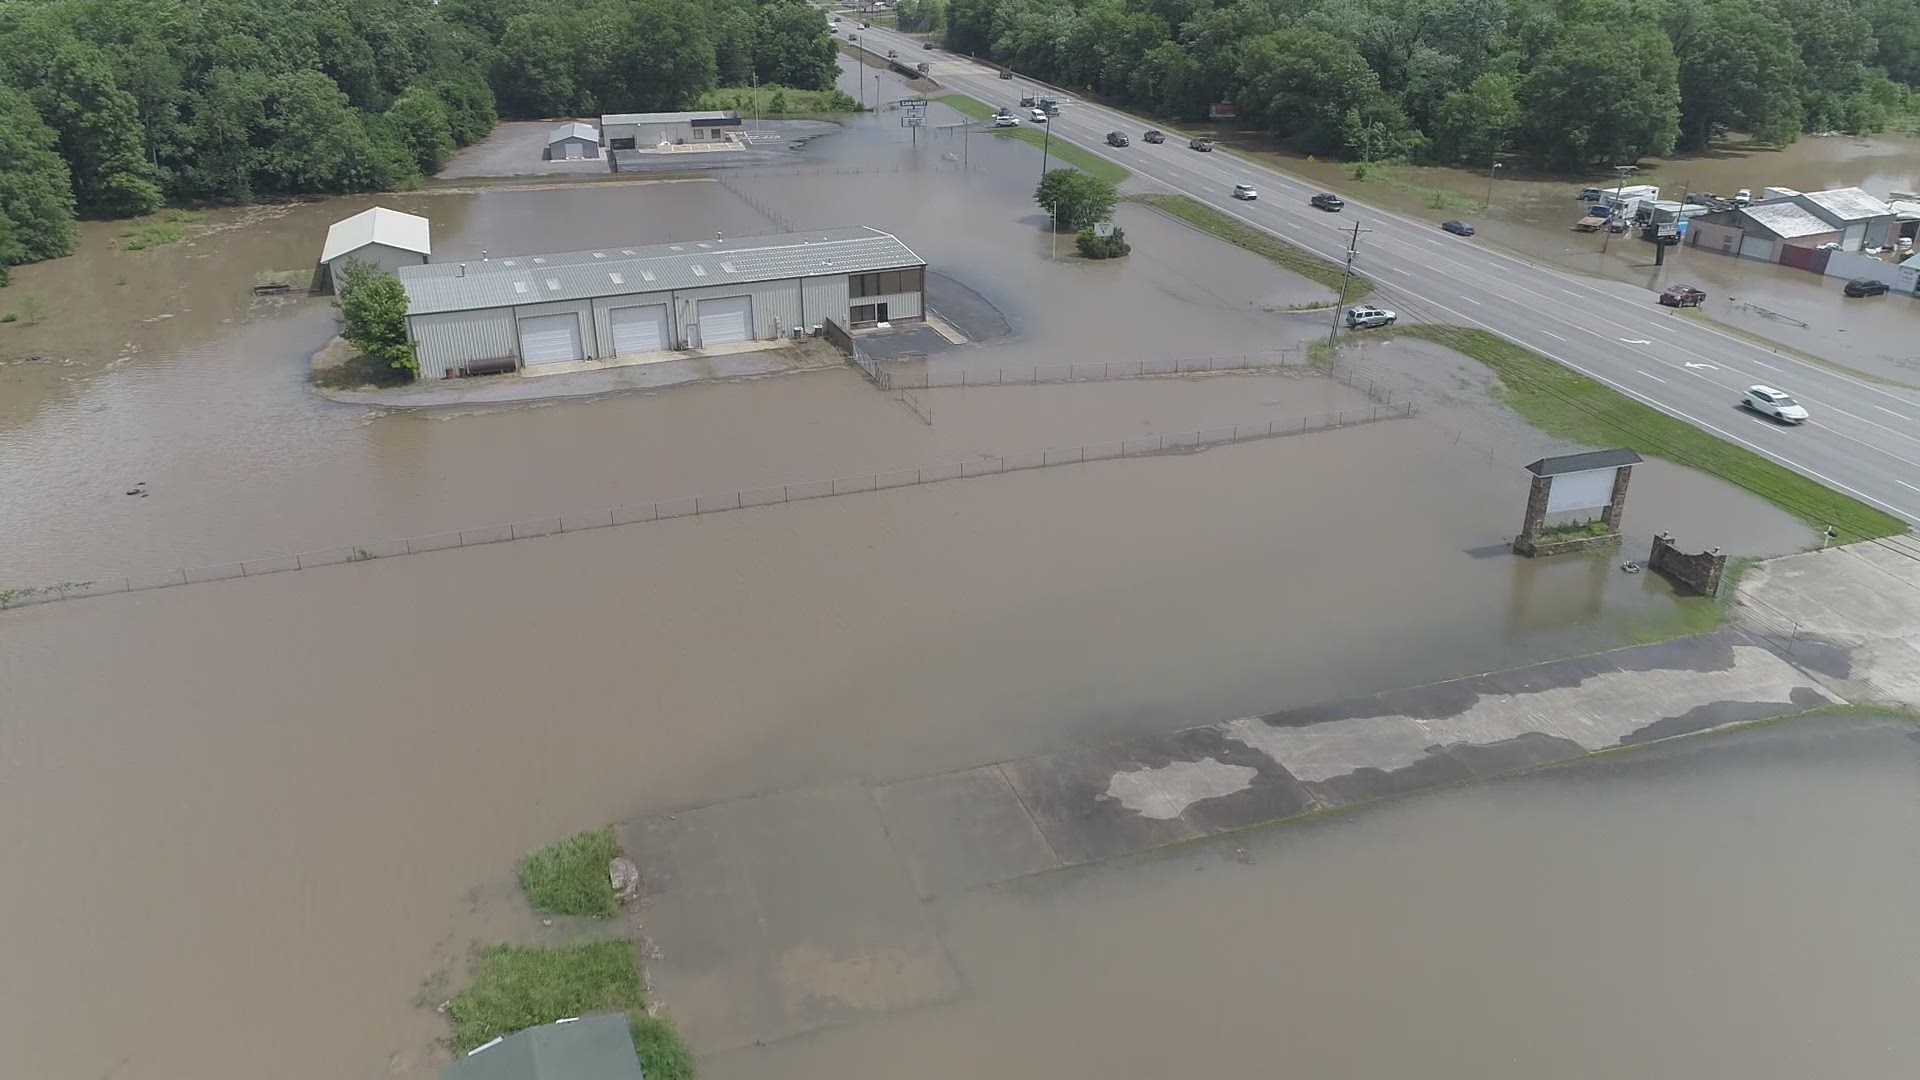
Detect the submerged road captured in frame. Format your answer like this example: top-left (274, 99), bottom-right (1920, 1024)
top-left (848, 20), bottom-right (1920, 528)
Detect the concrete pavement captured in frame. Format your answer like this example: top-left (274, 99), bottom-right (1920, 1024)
top-left (855, 22), bottom-right (1920, 526)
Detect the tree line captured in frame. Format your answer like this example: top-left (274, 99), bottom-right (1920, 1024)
top-left (0, 0), bottom-right (839, 283)
top-left (939, 0), bottom-right (1920, 169)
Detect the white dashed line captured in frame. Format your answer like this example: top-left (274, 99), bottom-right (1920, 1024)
top-left (1749, 358), bottom-right (1782, 371)
top-left (1878, 406), bottom-right (1914, 421)
top-left (1461, 296), bottom-right (1481, 305)
top-left (1540, 330), bottom-right (1567, 341)
top-left (1637, 370), bottom-right (1666, 383)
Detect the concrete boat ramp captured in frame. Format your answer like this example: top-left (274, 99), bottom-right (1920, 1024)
top-left (623, 626), bottom-right (1841, 1052)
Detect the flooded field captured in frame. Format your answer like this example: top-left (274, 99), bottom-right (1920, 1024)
top-left (0, 418), bottom-right (1806, 1080)
top-left (706, 712), bottom-right (1920, 1080)
top-left (1201, 125), bottom-right (1920, 383)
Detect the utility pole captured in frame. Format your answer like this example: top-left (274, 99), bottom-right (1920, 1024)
top-left (1328, 220), bottom-right (1367, 345)
top-left (1485, 154), bottom-right (1502, 209)
top-left (1599, 164), bottom-right (1636, 260)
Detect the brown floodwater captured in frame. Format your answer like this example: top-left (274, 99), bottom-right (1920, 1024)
top-left (0, 419), bottom-right (1804, 1080)
top-left (705, 713), bottom-right (1920, 1080)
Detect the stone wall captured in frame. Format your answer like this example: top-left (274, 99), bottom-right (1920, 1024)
top-left (1649, 532), bottom-right (1728, 596)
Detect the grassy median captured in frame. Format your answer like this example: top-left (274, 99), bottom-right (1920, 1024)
top-left (1133, 193), bottom-right (1372, 301)
top-left (937, 94), bottom-right (1130, 183)
top-left (1396, 325), bottom-right (1907, 542)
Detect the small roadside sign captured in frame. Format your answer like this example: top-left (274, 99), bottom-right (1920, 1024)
top-left (1093, 221), bottom-right (1115, 238)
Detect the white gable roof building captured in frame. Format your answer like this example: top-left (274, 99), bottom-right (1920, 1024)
top-left (321, 207), bottom-right (431, 285)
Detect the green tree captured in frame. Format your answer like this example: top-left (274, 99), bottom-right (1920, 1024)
top-left (336, 261), bottom-right (417, 375)
top-left (1036, 167), bottom-right (1116, 231)
top-left (1666, 0), bottom-right (1802, 148)
top-left (383, 86), bottom-right (457, 174)
top-left (1235, 29), bottom-right (1414, 158)
top-left (756, 0), bottom-right (839, 89)
top-left (257, 70), bottom-right (404, 193)
top-left (1519, 25), bottom-right (1679, 168)
top-left (1431, 71), bottom-right (1518, 165)
top-left (0, 84), bottom-right (78, 280)
top-left (2, 37), bottom-right (163, 218)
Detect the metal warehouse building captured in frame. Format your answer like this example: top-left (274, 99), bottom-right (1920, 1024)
top-left (600, 110), bottom-right (741, 150)
top-left (543, 122), bottom-right (601, 160)
top-left (399, 227), bottom-right (926, 380)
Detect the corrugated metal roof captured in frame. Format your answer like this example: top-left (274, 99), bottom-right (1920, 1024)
top-left (322, 207), bottom-right (430, 263)
top-left (600, 110), bottom-right (738, 126)
top-left (401, 227), bottom-right (924, 316)
top-left (1801, 186), bottom-right (1892, 221)
top-left (1740, 201), bottom-right (1835, 239)
top-left (548, 122), bottom-right (599, 144)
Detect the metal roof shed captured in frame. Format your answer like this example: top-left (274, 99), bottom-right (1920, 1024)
top-left (442, 1015), bottom-right (645, 1080)
top-left (545, 123), bottom-right (601, 160)
top-left (321, 207), bottom-right (431, 286)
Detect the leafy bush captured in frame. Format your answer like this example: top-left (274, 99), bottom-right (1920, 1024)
top-left (336, 262), bottom-right (418, 377)
top-left (1075, 225), bottom-right (1130, 258)
top-left (630, 1012), bottom-right (697, 1080)
top-left (1036, 168), bottom-right (1117, 232)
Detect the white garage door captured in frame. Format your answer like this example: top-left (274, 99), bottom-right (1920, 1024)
top-left (610, 304), bottom-right (668, 355)
top-left (564, 143), bottom-right (583, 160)
top-left (518, 312), bottom-right (584, 365)
top-left (1738, 234), bottom-right (1774, 262)
top-left (696, 295), bottom-right (752, 346)
top-left (1842, 222), bottom-right (1866, 250)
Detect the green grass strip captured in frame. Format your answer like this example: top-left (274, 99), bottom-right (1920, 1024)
top-left (449, 941), bottom-right (645, 1050)
top-left (936, 94), bottom-right (1130, 183)
top-left (1396, 324), bottom-right (1907, 541)
top-left (517, 826), bottom-right (621, 918)
top-left (1133, 192), bottom-right (1370, 301)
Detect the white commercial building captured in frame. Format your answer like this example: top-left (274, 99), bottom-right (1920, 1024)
top-left (320, 207), bottom-right (430, 287)
top-left (600, 111), bottom-right (742, 151)
top-left (398, 228), bottom-right (926, 380)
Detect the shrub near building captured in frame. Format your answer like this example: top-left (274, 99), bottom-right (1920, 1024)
top-left (336, 262), bottom-right (417, 378)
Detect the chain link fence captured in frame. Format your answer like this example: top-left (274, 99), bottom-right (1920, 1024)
top-left (0, 403), bottom-right (1416, 612)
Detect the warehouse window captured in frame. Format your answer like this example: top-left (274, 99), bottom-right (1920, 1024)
top-left (850, 267), bottom-right (925, 297)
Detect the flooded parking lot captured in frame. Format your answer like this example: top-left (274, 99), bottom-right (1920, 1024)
top-left (705, 712), bottom-right (1920, 1080)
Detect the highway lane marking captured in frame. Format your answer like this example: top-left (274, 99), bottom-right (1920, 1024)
top-left (1560, 289), bottom-right (1582, 298)
top-left (1684, 361), bottom-right (1717, 369)
top-left (1649, 323), bottom-right (1675, 333)
top-left (1540, 330), bottom-right (1567, 341)
top-left (1461, 296), bottom-right (1481, 305)
top-left (1620, 338), bottom-right (1652, 345)
top-left (1390, 267), bottom-right (1413, 277)
top-left (1748, 358), bottom-right (1782, 371)
top-left (1878, 405), bottom-right (1914, 421)
top-left (1637, 370), bottom-right (1666, 383)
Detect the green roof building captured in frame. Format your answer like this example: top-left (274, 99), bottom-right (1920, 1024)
top-left (443, 1014), bottom-right (645, 1080)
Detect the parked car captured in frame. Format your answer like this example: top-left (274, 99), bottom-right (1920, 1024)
top-left (1658, 284), bottom-right (1706, 307)
top-left (993, 113), bottom-right (1019, 127)
top-left (1844, 277), bottom-right (1890, 297)
top-left (1106, 131), bottom-right (1130, 147)
top-left (1345, 305), bottom-right (1397, 329)
top-left (1578, 187), bottom-right (1606, 201)
top-left (923, 41), bottom-right (934, 49)
top-left (1441, 219), bottom-right (1475, 236)
top-left (1310, 193), bottom-right (1344, 212)
top-left (1233, 183), bottom-right (1258, 200)
top-left (1743, 385), bottom-right (1808, 424)
top-left (1733, 188), bottom-right (1752, 206)
top-left (1029, 108), bottom-right (1047, 123)
top-left (1143, 129), bottom-right (1165, 143)
top-left (1189, 137), bottom-right (1213, 151)
top-left (999, 70), bottom-right (1014, 79)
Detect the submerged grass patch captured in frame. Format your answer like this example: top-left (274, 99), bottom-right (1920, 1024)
top-left (518, 826), bottom-right (621, 918)
top-left (937, 94), bottom-right (1131, 183)
top-left (1395, 325), bottom-right (1907, 542)
top-left (448, 941), bottom-right (643, 1051)
top-left (1133, 192), bottom-right (1371, 301)
top-left (629, 1012), bottom-right (697, 1080)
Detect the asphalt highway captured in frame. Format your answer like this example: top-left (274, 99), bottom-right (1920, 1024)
top-left (851, 21), bottom-right (1920, 528)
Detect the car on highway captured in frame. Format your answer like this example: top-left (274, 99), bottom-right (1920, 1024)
top-left (1029, 108), bottom-right (1047, 123)
top-left (1344, 305), bottom-right (1397, 329)
top-left (1743, 385), bottom-right (1808, 424)
top-left (1310, 193), bottom-right (1344, 212)
top-left (1843, 277), bottom-right (1889, 297)
top-left (1143, 129), bottom-right (1165, 143)
top-left (1658, 284), bottom-right (1706, 307)
top-left (999, 70), bottom-right (1014, 79)
top-left (1233, 183), bottom-right (1258, 200)
top-left (993, 113), bottom-right (1019, 127)
top-left (1441, 219), bottom-right (1475, 236)
top-left (1106, 131), bottom-right (1130, 147)
top-left (886, 48), bottom-right (897, 58)
top-left (924, 42), bottom-right (934, 49)
top-left (1189, 137), bottom-right (1213, 151)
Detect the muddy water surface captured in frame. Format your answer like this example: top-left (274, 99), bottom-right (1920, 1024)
top-left (708, 714), bottom-right (1920, 1080)
top-left (0, 421), bottom-right (1802, 1080)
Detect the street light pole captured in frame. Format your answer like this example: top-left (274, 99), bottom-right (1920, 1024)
top-left (1485, 156), bottom-right (1502, 209)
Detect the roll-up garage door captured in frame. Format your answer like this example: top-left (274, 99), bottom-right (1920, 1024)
top-left (1842, 222), bottom-right (1866, 250)
top-left (565, 143), bottom-right (583, 160)
top-left (610, 304), bottom-right (668, 354)
top-left (518, 312), bottom-right (584, 365)
top-left (696, 295), bottom-right (752, 346)
top-left (1738, 234), bottom-right (1774, 262)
